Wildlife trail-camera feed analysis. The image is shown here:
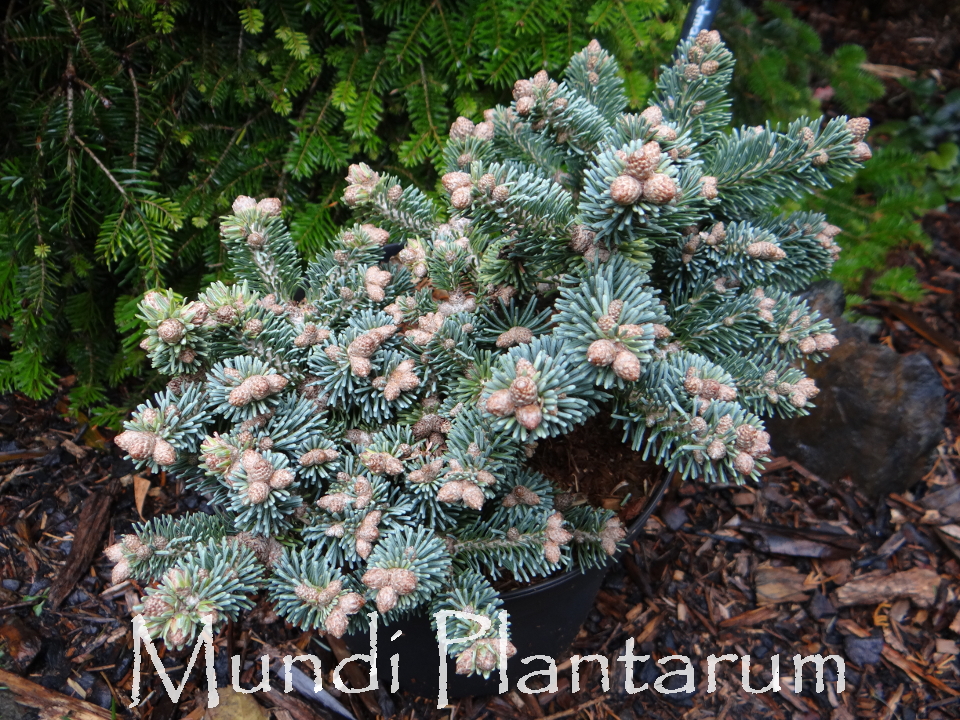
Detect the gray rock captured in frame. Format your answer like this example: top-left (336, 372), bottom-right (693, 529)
top-left (27, 578), bottom-right (50, 596)
top-left (662, 505), bottom-right (688, 531)
top-left (0, 692), bottom-right (29, 720)
top-left (843, 635), bottom-right (884, 667)
top-left (809, 590), bottom-right (836, 619)
top-left (1, 579), bottom-right (20, 591)
top-left (768, 281), bottom-right (945, 498)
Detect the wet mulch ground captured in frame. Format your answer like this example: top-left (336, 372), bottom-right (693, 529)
top-left (2, 335), bottom-right (960, 720)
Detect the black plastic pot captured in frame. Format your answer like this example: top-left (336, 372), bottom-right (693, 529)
top-left (344, 474), bottom-right (670, 699)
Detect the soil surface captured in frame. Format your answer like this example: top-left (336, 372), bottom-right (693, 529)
top-left (788, 0), bottom-right (960, 124)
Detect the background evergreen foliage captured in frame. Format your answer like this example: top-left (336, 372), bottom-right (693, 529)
top-left (714, 0), bottom-right (884, 126)
top-left (715, 1), bottom-right (950, 304)
top-left (806, 80), bottom-right (960, 305)
top-left (0, 0), bottom-right (687, 405)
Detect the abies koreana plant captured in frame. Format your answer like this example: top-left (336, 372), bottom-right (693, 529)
top-left (104, 32), bottom-right (871, 677)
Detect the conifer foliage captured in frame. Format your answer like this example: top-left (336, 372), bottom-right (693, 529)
top-left (0, 0), bottom-right (683, 403)
top-left (104, 33), bottom-right (870, 676)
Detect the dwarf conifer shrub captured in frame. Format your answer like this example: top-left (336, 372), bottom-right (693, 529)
top-left (104, 32), bottom-right (870, 677)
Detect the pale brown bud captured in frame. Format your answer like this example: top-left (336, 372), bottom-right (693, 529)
top-left (508, 376), bottom-right (538, 406)
top-left (450, 186), bottom-right (473, 209)
top-left (157, 318), bottom-right (185, 344)
top-left (513, 485), bottom-right (540, 506)
top-left (141, 595), bottom-right (169, 617)
top-left (746, 241), bottom-right (786, 261)
top-left (496, 326), bottom-right (534, 348)
top-left (684, 371), bottom-right (703, 394)
top-left (642, 174), bottom-right (676, 204)
top-left (104, 543), bottom-right (125, 563)
top-left (325, 610), bottom-right (348, 637)
top-left (516, 96), bottom-right (535, 116)
top-left (610, 175), bottom-right (642, 205)
top-left (717, 384), bottom-right (737, 402)
top-left (245, 375), bottom-right (271, 400)
top-left (612, 350), bottom-right (641, 381)
top-left (456, 648), bottom-right (475, 676)
top-left (735, 424), bottom-right (758, 449)
top-left (733, 452), bottom-right (755, 475)
top-left (812, 333), bottom-right (836, 352)
top-left (600, 518), bottom-right (625, 555)
top-left (514, 403), bottom-right (542, 431)
top-left (375, 586), bottom-right (398, 613)
top-left (115, 430), bottom-right (156, 461)
top-left (846, 117), bottom-right (870, 142)
top-left (441, 171), bottom-right (472, 193)
top-left (484, 389), bottom-right (516, 417)
top-left (449, 116), bottom-right (476, 140)
top-left (597, 314), bottom-right (617, 332)
top-left (461, 483), bottom-right (485, 510)
top-left (700, 175), bottom-right (718, 200)
top-left (152, 438), bottom-right (176, 466)
top-left (655, 125), bottom-right (677, 142)
top-left (376, 187), bottom-right (399, 207)
top-left (232, 196), bottom-right (257, 213)
top-left (295, 583), bottom-right (322, 604)
top-left (437, 480), bottom-right (465, 504)
top-left (474, 121), bottom-right (494, 141)
top-left (111, 560), bottom-right (131, 585)
top-left (706, 439), bottom-right (726, 460)
top-left (247, 482), bottom-right (271, 504)
top-left (257, 198), bottom-right (282, 216)
top-left (695, 30), bottom-right (721, 49)
top-left (269, 468), bottom-right (295, 489)
top-left (640, 106), bottom-right (663, 126)
top-left (134, 544), bottom-right (155, 561)
top-left (390, 568), bottom-right (418, 595)
top-left (514, 359), bottom-right (533, 376)
top-left (623, 143), bottom-right (660, 180)
top-left (338, 592), bottom-right (365, 614)
top-left (851, 142), bottom-right (872, 163)
top-left (512, 79), bottom-right (534, 100)
top-left (587, 339), bottom-right (617, 366)
top-left (242, 449), bottom-right (274, 484)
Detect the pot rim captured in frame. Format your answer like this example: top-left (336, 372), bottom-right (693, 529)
top-left (498, 471), bottom-right (673, 600)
